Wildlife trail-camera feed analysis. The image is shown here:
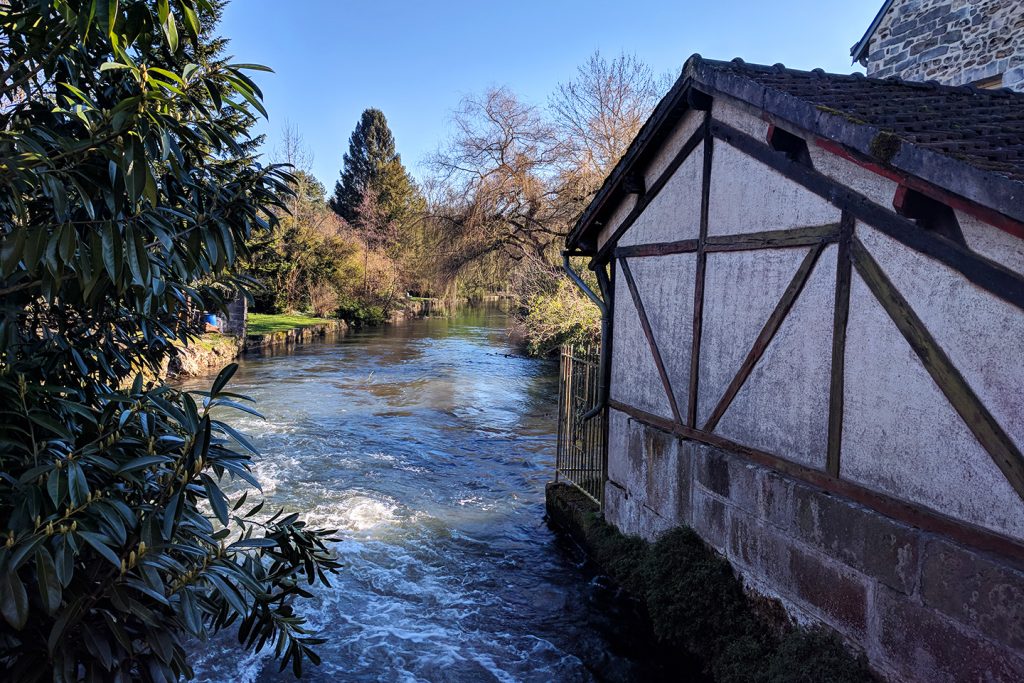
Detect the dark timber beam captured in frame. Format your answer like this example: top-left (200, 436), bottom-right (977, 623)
top-left (705, 223), bottom-right (840, 253)
top-left (710, 120), bottom-right (1024, 314)
top-left (851, 238), bottom-right (1024, 503)
top-left (614, 239), bottom-right (699, 259)
top-left (619, 257), bottom-right (683, 425)
top-left (826, 212), bottom-right (854, 477)
top-left (687, 116), bottom-right (714, 428)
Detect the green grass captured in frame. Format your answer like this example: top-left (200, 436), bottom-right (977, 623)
top-left (246, 313), bottom-right (335, 336)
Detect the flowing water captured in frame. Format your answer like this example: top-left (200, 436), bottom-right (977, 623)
top-left (188, 307), bottom-right (664, 683)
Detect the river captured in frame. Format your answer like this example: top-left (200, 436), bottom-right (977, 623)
top-left (188, 307), bottom-right (665, 682)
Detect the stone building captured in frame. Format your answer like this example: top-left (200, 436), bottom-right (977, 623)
top-left (852, 0), bottom-right (1024, 90)
top-left (562, 54), bottom-right (1024, 682)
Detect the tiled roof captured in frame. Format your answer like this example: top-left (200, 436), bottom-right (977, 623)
top-left (707, 58), bottom-right (1024, 185)
top-left (568, 55), bottom-right (1024, 248)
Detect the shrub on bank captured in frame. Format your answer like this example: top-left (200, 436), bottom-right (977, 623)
top-left (516, 277), bottom-right (602, 357)
top-left (336, 301), bottom-right (390, 327)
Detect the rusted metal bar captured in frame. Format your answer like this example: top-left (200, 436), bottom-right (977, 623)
top-left (556, 344), bottom-right (606, 507)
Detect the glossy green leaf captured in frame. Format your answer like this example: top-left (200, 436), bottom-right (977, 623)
top-left (0, 571), bottom-right (29, 630)
top-left (36, 547), bottom-right (62, 614)
top-left (78, 532), bottom-right (121, 569)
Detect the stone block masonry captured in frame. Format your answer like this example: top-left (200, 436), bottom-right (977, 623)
top-left (606, 412), bottom-right (1024, 682)
top-left (866, 0), bottom-right (1024, 91)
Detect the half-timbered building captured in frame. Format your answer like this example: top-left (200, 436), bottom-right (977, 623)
top-left (563, 55), bottom-right (1024, 681)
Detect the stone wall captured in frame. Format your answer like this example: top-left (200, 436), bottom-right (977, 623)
top-left (605, 416), bottom-right (1024, 681)
top-left (865, 0), bottom-right (1024, 91)
top-left (243, 320), bottom-right (348, 353)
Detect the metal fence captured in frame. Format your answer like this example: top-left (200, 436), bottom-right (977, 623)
top-left (556, 344), bottom-right (606, 507)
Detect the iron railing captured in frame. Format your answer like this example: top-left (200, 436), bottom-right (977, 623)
top-left (556, 344), bottom-right (606, 507)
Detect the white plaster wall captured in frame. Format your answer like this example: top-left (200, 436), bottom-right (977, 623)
top-left (716, 246), bottom-right (836, 470)
top-left (712, 97), bottom-right (770, 140)
top-left (708, 142), bottom-right (841, 236)
top-left (596, 194), bottom-right (637, 251)
top-left (957, 209), bottom-right (1024, 276)
top-left (643, 110), bottom-right (704, 188)
top-left (807, 143), bottom-right (900, 210)
top-left (618, 144), bottom-right (703, 248)
top-left (841, 267), bottom-right (1024, 540)
top-left (697, 247), bottom-right (809, 426)
top-left (858, 225), bottom-right (1024, 461)
top-left (626, 253), bottom-right (696, 416)
top-left (610, 267), bottom-right (674, 420)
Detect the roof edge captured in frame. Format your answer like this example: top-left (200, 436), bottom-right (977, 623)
top-left (568, 54), bottom-right (1024, 253)
top-left (851, 0), bottom-right (894, 63)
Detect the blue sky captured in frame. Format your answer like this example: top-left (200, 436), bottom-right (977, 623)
top-left (221, 1), bottom-right (881, 188)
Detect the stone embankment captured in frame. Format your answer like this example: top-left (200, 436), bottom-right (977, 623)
top-left (243, 320), bottom-right (348, 353)
top-left (167, 320), bottom-right (349, 379)
top-left (545, 482), bottom-right (876, 683)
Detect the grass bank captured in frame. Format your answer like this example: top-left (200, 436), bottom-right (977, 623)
top-left (247, 313), bottom-right (336, 335)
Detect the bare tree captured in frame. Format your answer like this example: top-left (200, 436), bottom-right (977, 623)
top-left (550, 51), bottom-right (668, 200)
top-left (275, 120), bottom-right (314, 172)
top-left (428, 87), bottom-right (575, 278)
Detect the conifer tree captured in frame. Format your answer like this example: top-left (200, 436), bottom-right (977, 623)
top-left (330, 108), bottom-right (419, 226)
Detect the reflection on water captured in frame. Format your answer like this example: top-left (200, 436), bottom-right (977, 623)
top-left (188, 307), bottom-right (665, 682)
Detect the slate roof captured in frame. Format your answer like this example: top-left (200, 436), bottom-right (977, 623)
top-left (568, 55), bottom-right (1024, 249)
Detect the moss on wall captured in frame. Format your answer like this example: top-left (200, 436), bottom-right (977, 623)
top-left (546, 483), bottom-right (876, 683)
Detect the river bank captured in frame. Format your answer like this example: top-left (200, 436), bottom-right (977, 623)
top-left (166, 321), bottom-right (345, 379)
top-left (167, 300), bottom-right (458, 379)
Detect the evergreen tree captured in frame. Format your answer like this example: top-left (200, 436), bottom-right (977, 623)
top-left (0, 1), bottom-right (339, 678)
top-left (330, 108), bottom-right (419, 225)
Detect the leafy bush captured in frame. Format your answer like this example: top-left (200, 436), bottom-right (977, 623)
top-left (0, 2), bottom-right (340, 679)
top-left (514, 269), bottom-right (602, 357)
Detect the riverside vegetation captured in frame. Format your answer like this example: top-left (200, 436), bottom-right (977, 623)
top-left (0, 0), bottom-right (769, 680)
top-left (248, 51), bottom-right (671, 354)
top-left (0, 1), bottom-right (341, 679)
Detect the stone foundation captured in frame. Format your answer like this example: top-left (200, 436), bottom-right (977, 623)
top-left (605, 412), bottom-right (1024, 682)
